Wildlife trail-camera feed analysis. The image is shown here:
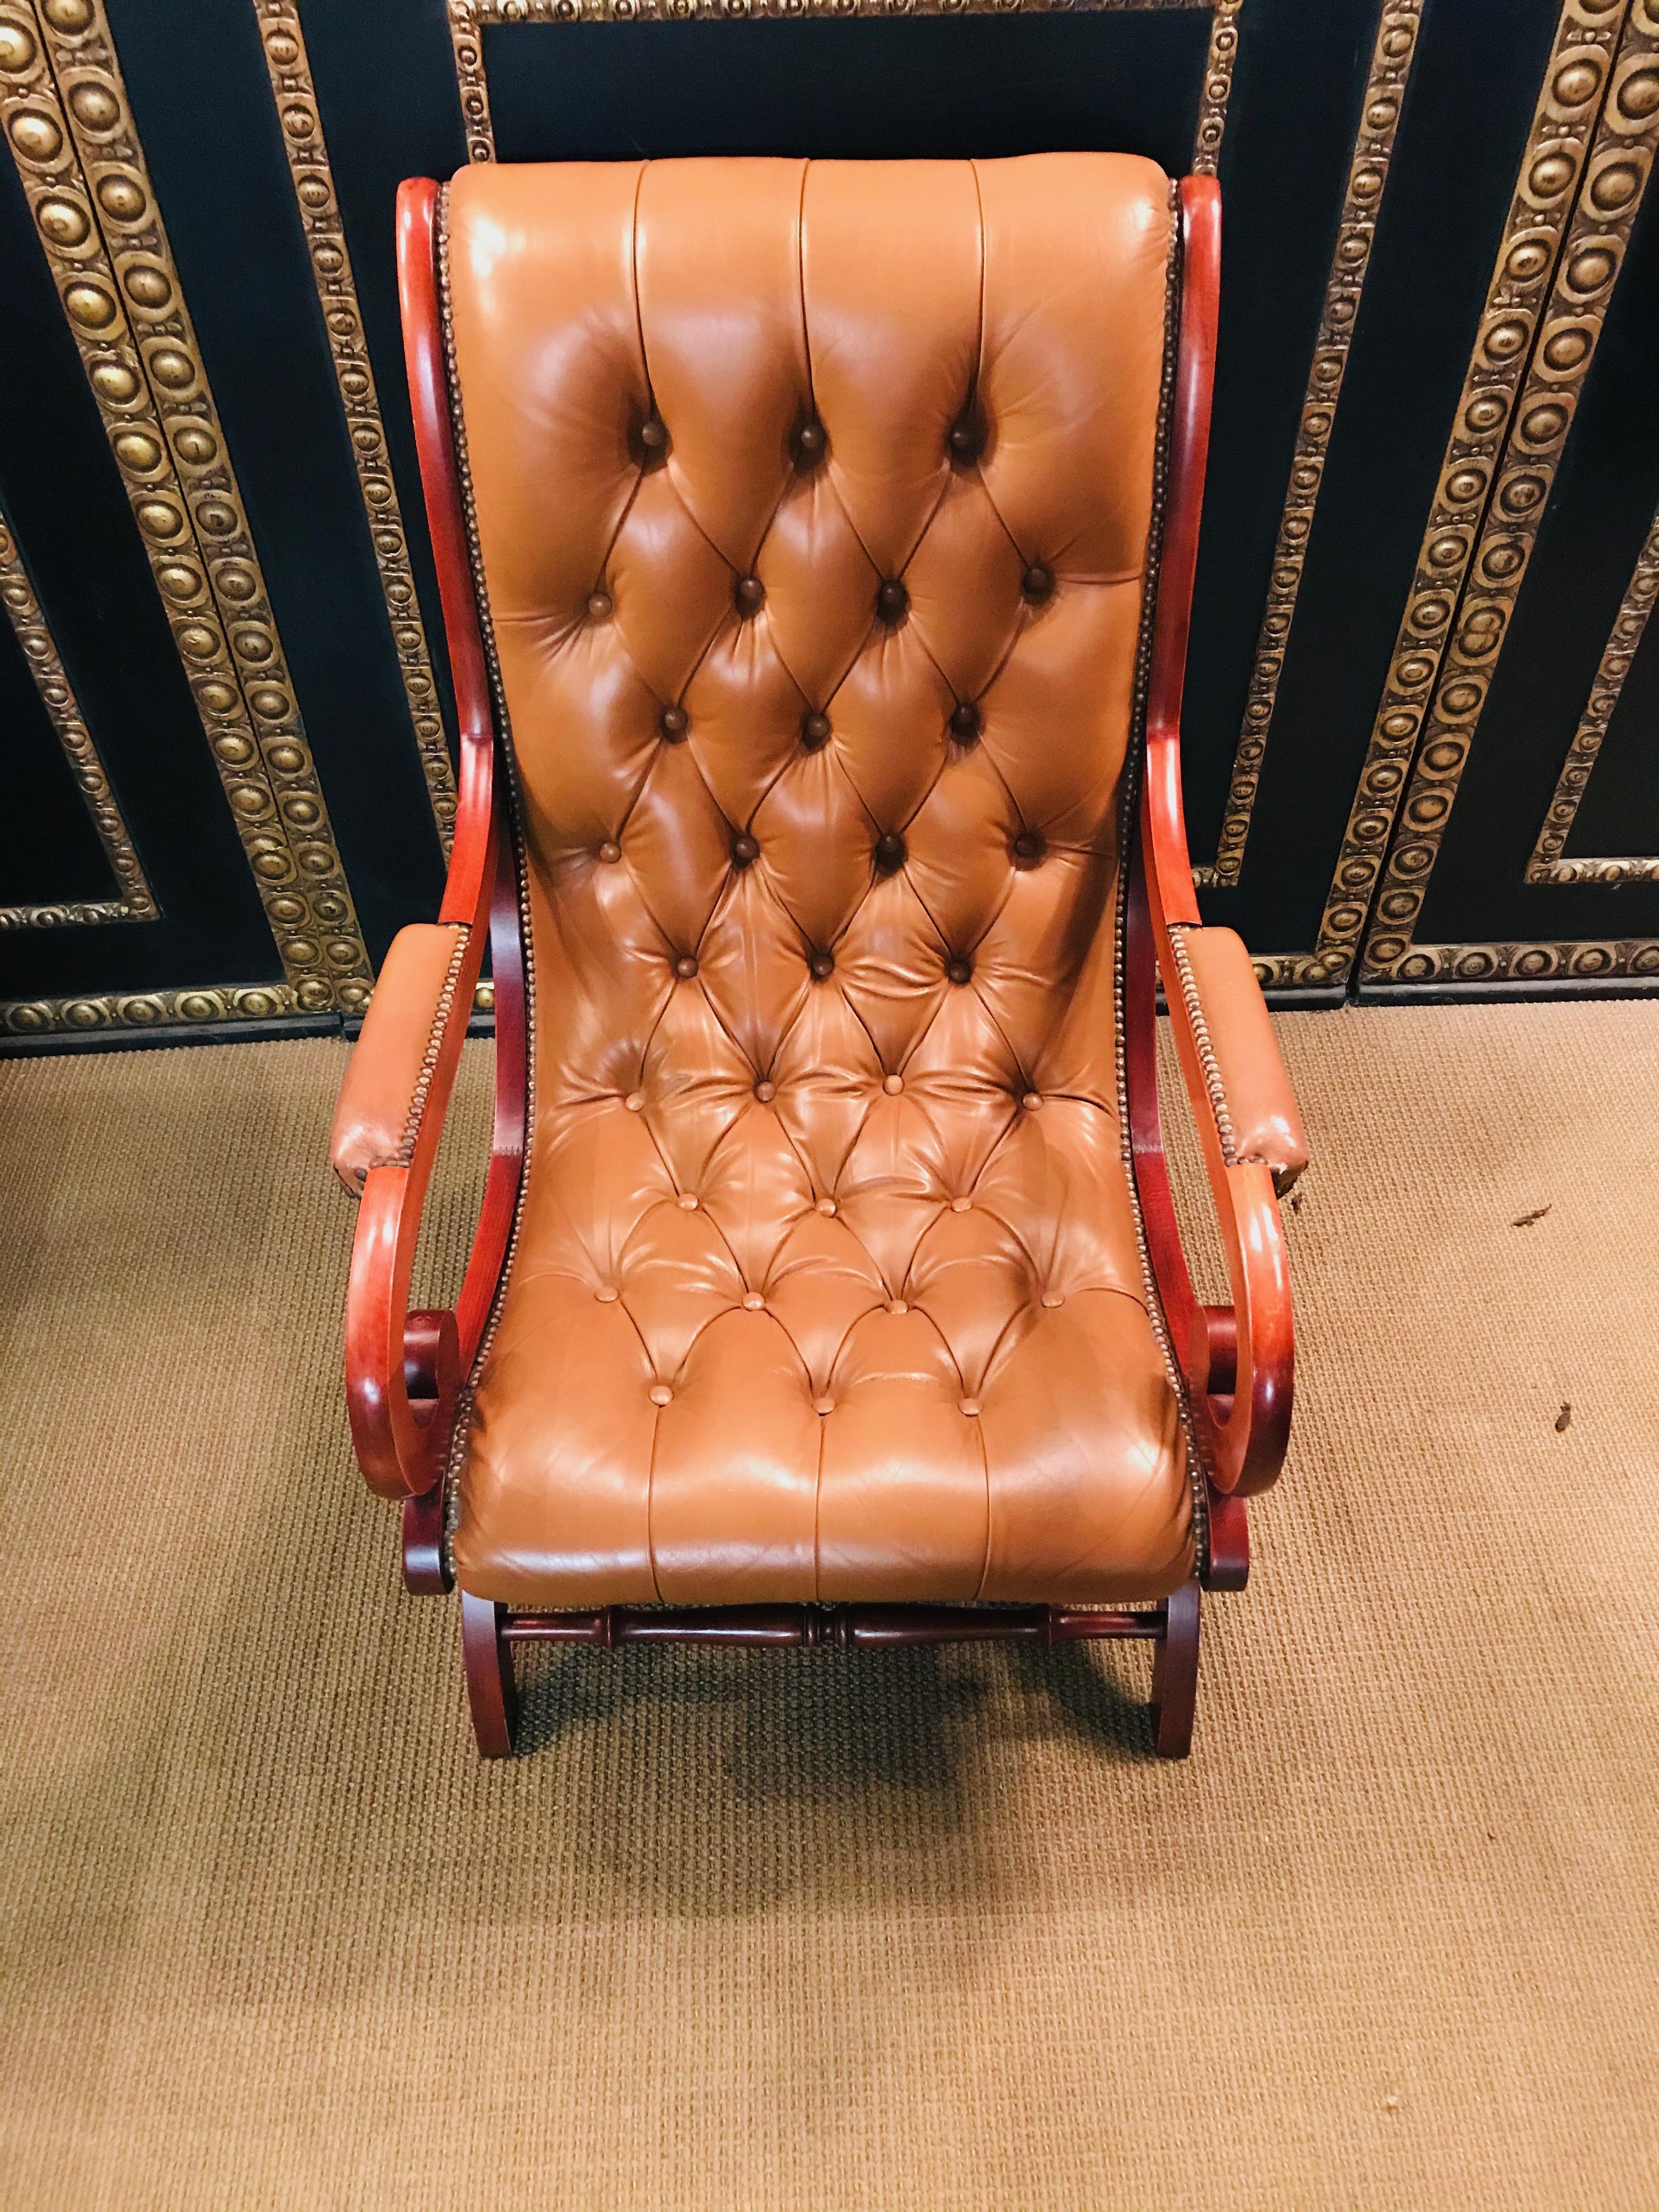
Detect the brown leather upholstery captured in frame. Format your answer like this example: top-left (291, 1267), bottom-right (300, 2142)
top-left (1170, 925), bottom-right (1309, 1195)
top-left (442, 155), bottom-right (1196, 1607)
top-left (331, 922), bottom-right (467, 1195)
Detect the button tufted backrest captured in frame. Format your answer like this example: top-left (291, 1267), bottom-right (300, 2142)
top-left (444, 155), bottom-right (1173, 1182)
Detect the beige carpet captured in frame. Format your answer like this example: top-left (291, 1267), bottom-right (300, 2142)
top-left (1, 1001), bottom-right (1656, 2211)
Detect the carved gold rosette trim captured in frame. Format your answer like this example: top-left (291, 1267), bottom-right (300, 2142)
top-left (1199, 0), bottom-right (1420, 884)
top-left (1242, 0), bottom-right (1631, 991)
top-left (253, 0), bottom-right (458, 855)
top-left (0, 500), bottom-right (155, 928)
top-left (1360, 0), bottom-right (1659, 988)
top-left (1190, 0), bottom-right (1239, 179)
top-left (0, 0), bottom-right (371, 1015)
top-left (1526, 496), bottom-right (1659, 883)
top-left (448, 2), bottom-right (494, 165)
top-left (448, 0), bottom-right (1234, 170)
top-left (1, 979), bottom-right (301, 1040)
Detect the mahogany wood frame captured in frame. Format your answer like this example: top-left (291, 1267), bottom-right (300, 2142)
top-left (344, 171), bottom-right (1293, 1764)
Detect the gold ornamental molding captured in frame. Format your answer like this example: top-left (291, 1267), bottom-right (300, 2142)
top-left (0, 500), bottom-right (155, 929)
top-left (1, 980), bottom-right (301, 1042)
top-left (1526, 495), bottom-right (1659, 884)
top-left (1241, 0), bottom-right (1640, 991)
top-left (1199, 0), bottom-right (1420, 887)
top-left (447, 0), bottom-right (1238, 172)
top-left (253, 0), bottom-right (459, 857)
top-left (0, 0), bottom-right (373, 1017)
top-left (1358, 0), bottom-right (1659, 989)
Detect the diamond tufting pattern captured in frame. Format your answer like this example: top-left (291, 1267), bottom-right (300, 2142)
top-left (443, 154), bottom-right (1192, 1608)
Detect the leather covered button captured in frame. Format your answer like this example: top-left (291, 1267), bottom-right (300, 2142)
top-left (958, 1397), bottom-right (981, 1418)
top-left (598, 839), bottom-right (621, 864)
top-left (801, 710), bottom-right (831, 751)
top-left (677, 1193), bottom-right (699, 1210)
top-left (734, 574), bottom-right (766, 618)
top-left (1021, 562), bottom-right (1054, 603)
top-left (808, 947), bottom-right (834, 980)
top-left (631, 415), bottom-right (670, 470)
top-left (882, 1073), bottom-right (904, 1096)
top-left (815, 1197), bottom-right (837, 1216)
top-left (659, 704), bottom-right (689, 742)
top-left (947, 414), bottom-right (984, 461)
top-left (946, 955), bottom-right (972, 986)
top-left (888, 1299), bottom-right (909, 1316)
top-left (731, 832), bottom-right (760, 868)
top-left (873, 830), bottom-right (906, 874)
top-left (793, 420), bottom-right (827, 467)
top-left (596, 1286), bottom-right (619, 1302)
top-left (674, 953), bottom-right (699, 980)
top-left (625, 1090), bottom-right (646, 1112)
top-left (950, 701), bottom-right (981, 743)
top-left (586, 589), bottom-right (613, 620)
top-left (648, 1384), bottom-right (673, 1407)
top-left (1011, 828), bottom-right (1047, 868)
top-left (754, 1079), bottom-right (776, 1103)
top-left (876, 577), bottom-right (909, 626)
top-left (812, 1395), bottom-right (836, 1416)
top-left (1041, 1291), bottom-right (1064, 1308)
top-left (1022, 1091), bottom-right (1043, 1113)
top-left (949, 1195), bottom-right (973, 1213)
top-left (742, 1291), bottom-right (765, 1311)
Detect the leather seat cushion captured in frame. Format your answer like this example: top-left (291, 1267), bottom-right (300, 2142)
top-left (443, 153), bottom-right (1194, 1606)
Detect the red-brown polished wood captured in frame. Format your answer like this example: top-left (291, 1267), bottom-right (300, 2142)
top-left (1126, 174), bottom-right (1295, 1504)
top-left (496, 1604), bottom-right (1169, 1649)
top-left (342, 182), bottom-right (527, 1506)
top-left (460, 1592), bottom-right (518, 1758)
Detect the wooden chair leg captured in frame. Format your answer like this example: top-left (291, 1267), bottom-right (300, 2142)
top-left (460, 1592), bottom-right (518, 1758)
top-left (1150, 1581), bottom-right (1201, 1759)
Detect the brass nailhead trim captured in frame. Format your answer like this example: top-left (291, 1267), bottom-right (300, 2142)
top-left (437, 185), bottom-right (541, 1571)
top-left (391, 924), bottom-right (471, 1167)
top-left (1165, 925), bottom-right (1239, 1166)
top-left (1114, 186), bottom-right (1210, 1569)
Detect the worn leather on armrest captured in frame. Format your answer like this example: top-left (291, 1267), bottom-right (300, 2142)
top-left (330, 923), bottom-right (467, 1196)
top-left (1169, 924), bottom-right (1309, 1195)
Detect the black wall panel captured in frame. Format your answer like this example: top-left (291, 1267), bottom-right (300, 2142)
top-left (2, 0), bottom-right (1656, 1044)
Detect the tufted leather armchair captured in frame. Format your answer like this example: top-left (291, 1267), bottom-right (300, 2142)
top-left (332, 155), bottom-right (1307, 1760)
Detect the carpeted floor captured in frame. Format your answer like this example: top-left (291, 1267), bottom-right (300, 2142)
top-left (1, 1001), bottom-right (1656, 2211)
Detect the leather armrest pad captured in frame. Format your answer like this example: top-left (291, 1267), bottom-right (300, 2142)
top-left (1170, 925), bottom-right (1309, 1194)
top-left (330, 923), bottom-right (466, 1195)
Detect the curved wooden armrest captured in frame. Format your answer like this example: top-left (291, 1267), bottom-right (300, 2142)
top-left (1124, 172), bottom-right (1297, 1503)
top-left (341, 177), bottom-right (528, 1504)
top-left (344, 836), bottom-right (491, 1501)
top-left (342, 771), bottom-right (526, 1502)
top-left (1135, 775), bottom-right (1297, 1500)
